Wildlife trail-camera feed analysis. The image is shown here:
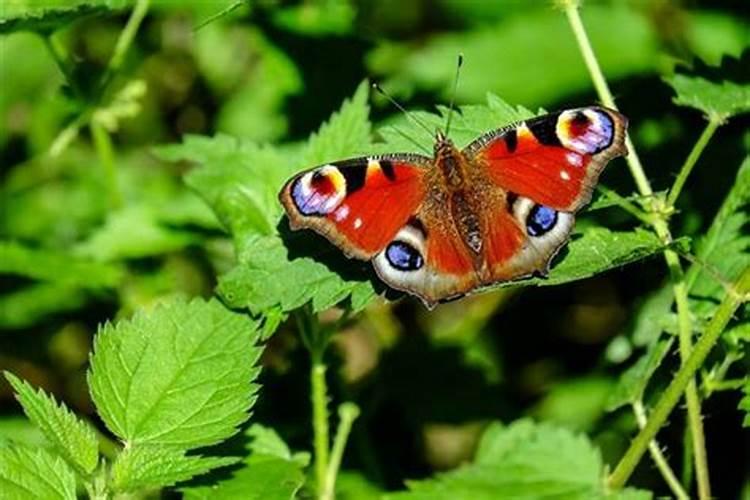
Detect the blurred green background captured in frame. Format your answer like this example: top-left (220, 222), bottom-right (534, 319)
top-left (1, 0), bottom-right (748, 498)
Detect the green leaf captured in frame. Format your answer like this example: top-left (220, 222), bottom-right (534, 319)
top-left (388, 419), bottom-right (652, 500)
top-left (606, 338), bottom-right (674, 412)
top-left (0, 1), bottom-right (124, 35)
top-left (496, 227), bottom-right (669, 290)
top-left (4, 372), bottom-right (99, 475)
top-left (0, 417), bottom-right (49, 448)
top-left (112, 445), bottom-right (238, 492)
top-left (74, 206), bottom-right (198, 261)
top-left (0, 240), bottom-right (122, 288)
top-left (687, 157), bottom-right (750, 317)
top-left (218, 234), bottom-right (376, 315)
top-left (0, 283), bottom-right (88, 329)
top-left (0, 444), bottom-right (76, 500)
top-left (88, 297), bottom-right (262, 448)
top-left (532, 376), bottom-right (614, 431)
top-left (182, 424), bottom-right (307, 500)
top-left (272, 0), bottom-right (356, 36)
top-left (664, 55), bottom-right (750, 120)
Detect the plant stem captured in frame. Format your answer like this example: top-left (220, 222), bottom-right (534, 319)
top-left (312, 361), bottom-right (330, 499)
top-left (667, 118), bottom-right (722, 207)
top-left (101, 0), bottom-right (150, 92)
top-left (563, 4), bottom-right (714, 496)
top-left (609, 266), bottom-right (750, 489)
top-left (90, 121), bottom-right (122, 209)
top-left (632, 401), bottom-right (689, 500)
top-left (322, 403), bottom-right (361, 500)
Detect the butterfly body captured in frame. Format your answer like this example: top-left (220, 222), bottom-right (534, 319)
top-left (280, 107), bottom-right (628, 307)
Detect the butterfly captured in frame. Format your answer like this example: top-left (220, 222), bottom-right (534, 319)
top-left (279, 106), bottom-right (628, 308)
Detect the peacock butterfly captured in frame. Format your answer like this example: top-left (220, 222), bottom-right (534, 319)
top-left (279, 104), bottom-right (628, 308)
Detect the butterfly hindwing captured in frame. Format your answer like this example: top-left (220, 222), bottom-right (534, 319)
top-left (464, 107), bottom-right (628, 212)
top-left (279, 154), bottom-right (429, 260)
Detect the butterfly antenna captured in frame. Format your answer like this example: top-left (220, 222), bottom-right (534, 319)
top-left (444, 53), bottom-right (463, 137)
top-left (372, 82), bottom-right (434, 138)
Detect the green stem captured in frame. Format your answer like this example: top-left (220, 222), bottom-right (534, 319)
top-left (90, 121), bottom-right (122, 209)
top-left (99, 0), bottom-right (150, 94)
top-left (322, 403), bottom-right (361, 500)
top-left (312, 361), bottom-right (330, 499)
top-left (608, 266), bottom-right (750, 489)
top-left (563, 4), bottom-right (713, 496)
top-left (632, 401), bottom-right (689, 500)
top-left (666, 118), bottom-right (722, 207)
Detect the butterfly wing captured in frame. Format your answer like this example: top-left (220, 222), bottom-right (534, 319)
top-left (464, 107), bottom-right (628, 211)
top-left (463, 107), bottom-right (628, 283)
top-left (279, 154), bottom-right (431, 261)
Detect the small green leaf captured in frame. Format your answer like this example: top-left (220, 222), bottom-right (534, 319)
top-left (0, 283), bottom-right (88, 329)
top-left (0, 1), bottom-right (123, 35)
top-left (88, 297), bottom-right (263, 448)
top-left (112, 445), bottom-right (239, 492)
top-left (182, 424), bottom-right (307, 500)
top-left (0, 241), bottom-right (122, 288)
top-left (387, 419), bottom-right (652, 499)
top-left (272, 0), bottom-right (356, 36)
top-left (664, 55), bottom-right (750, 120)
top-left (606, 338), bottom-right (674, 412)
top-left (4, 372), bottom-right (99, 475)
top-left (74, 206), bottom-right (197, 261)
top-left (0, 445), bottom-right (76, 500)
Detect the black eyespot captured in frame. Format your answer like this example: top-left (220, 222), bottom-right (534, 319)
top-left (527, 205), bottom-right (558, 236)
top-left (385, 241), bottom-right (423, 271)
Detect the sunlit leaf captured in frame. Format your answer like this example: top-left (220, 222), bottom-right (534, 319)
top-left (0, 445), bottom-right (76, 500)
top-left (0, 1), bottom-right (125, 35)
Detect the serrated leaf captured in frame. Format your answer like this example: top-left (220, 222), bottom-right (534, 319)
top-left (4, 372), bottom-right (99, 475)
top-left (0, 445), bottom-right (76, 500)
top-left (88, 297), bottom-right (263, 448)
top-left (606, 338), bottom-right (674, 412)
top-left (112, 445), bottom-right (238, 492)
top-left (664, 54), bottom-right (750, 120)
top-left (218, 233), bottom-right (376, 315)
top-left (0, 1), bottom-right (123, 35)
top-left (687, 157), bottom-right (750, 317)
top-left (388, 419), bottom-right (652, 500)
top-left (182, 424), bottom-right (306, 500)
top-left (0, 240), bottom-right (122, 288)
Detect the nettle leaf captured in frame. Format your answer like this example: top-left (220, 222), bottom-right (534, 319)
top-left (182, 424), bottom-right (307, 500)
top-left (606, 338), bottom-right (674, 412)
top-left (664, 54), bottom-right (750, 120)
top-left (687, 157), bottom-right (750, 318)
top-left (0, 240), bottom-right (122, 288)
top-left (0, 444), bottom-right (76, 500)
top-left (0, 1), bottom-right (125, 35)
top-left (388, 419), bottom-right (652, 500)
top-left (88, 297), bottom-right (262, 448)
top-left (112, 445), bottom-right (239, 492)
top-left (4, 372), bottom-right (99, 475)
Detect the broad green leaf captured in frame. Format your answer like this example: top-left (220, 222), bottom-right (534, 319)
top-left (606, 338), bottom-right (674, 412)
top-left (0, 417), bottom-right (48, 448)
top-left (388, 419), bottom-right (652, 500)
top-left (496, 227), bottom-right (669, 290)
top-left (687, 157), bottom-right (750, 317)
top-left (182, 424), bottom-right (307, 500)
top-left (0, 445), bottom-right (76, 500)
top-left (336, 471), bottom-right (383, 500)
top-left (0, 283), bottom-right (87, 329)
top-left (112, 445), bottom-right (238, 492)
top-left (88, 297), bottom-right (262, 448)
top-left (74, 206), bottom-right (198, 261)
top-left (0, 1), bottom-right (124, 35)
top-left (218, 233), bottom-right (376, 315)
top-left (4, 372), bottom-right (99, 475)
top-left (664, 55), bottom-right (750, 120)
top-left (0, 240), bottom-right (122, 287)
top-left (367, 5), bottom-right (659, 106)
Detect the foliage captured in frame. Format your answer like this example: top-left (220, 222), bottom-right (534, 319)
top-left (1, 1), bottom-right (748, 499)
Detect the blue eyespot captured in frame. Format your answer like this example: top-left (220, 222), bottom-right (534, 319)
top-left (385, 241), bottom-right (423, 271)
top-left (527, 205), bottom-right (558, 236)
